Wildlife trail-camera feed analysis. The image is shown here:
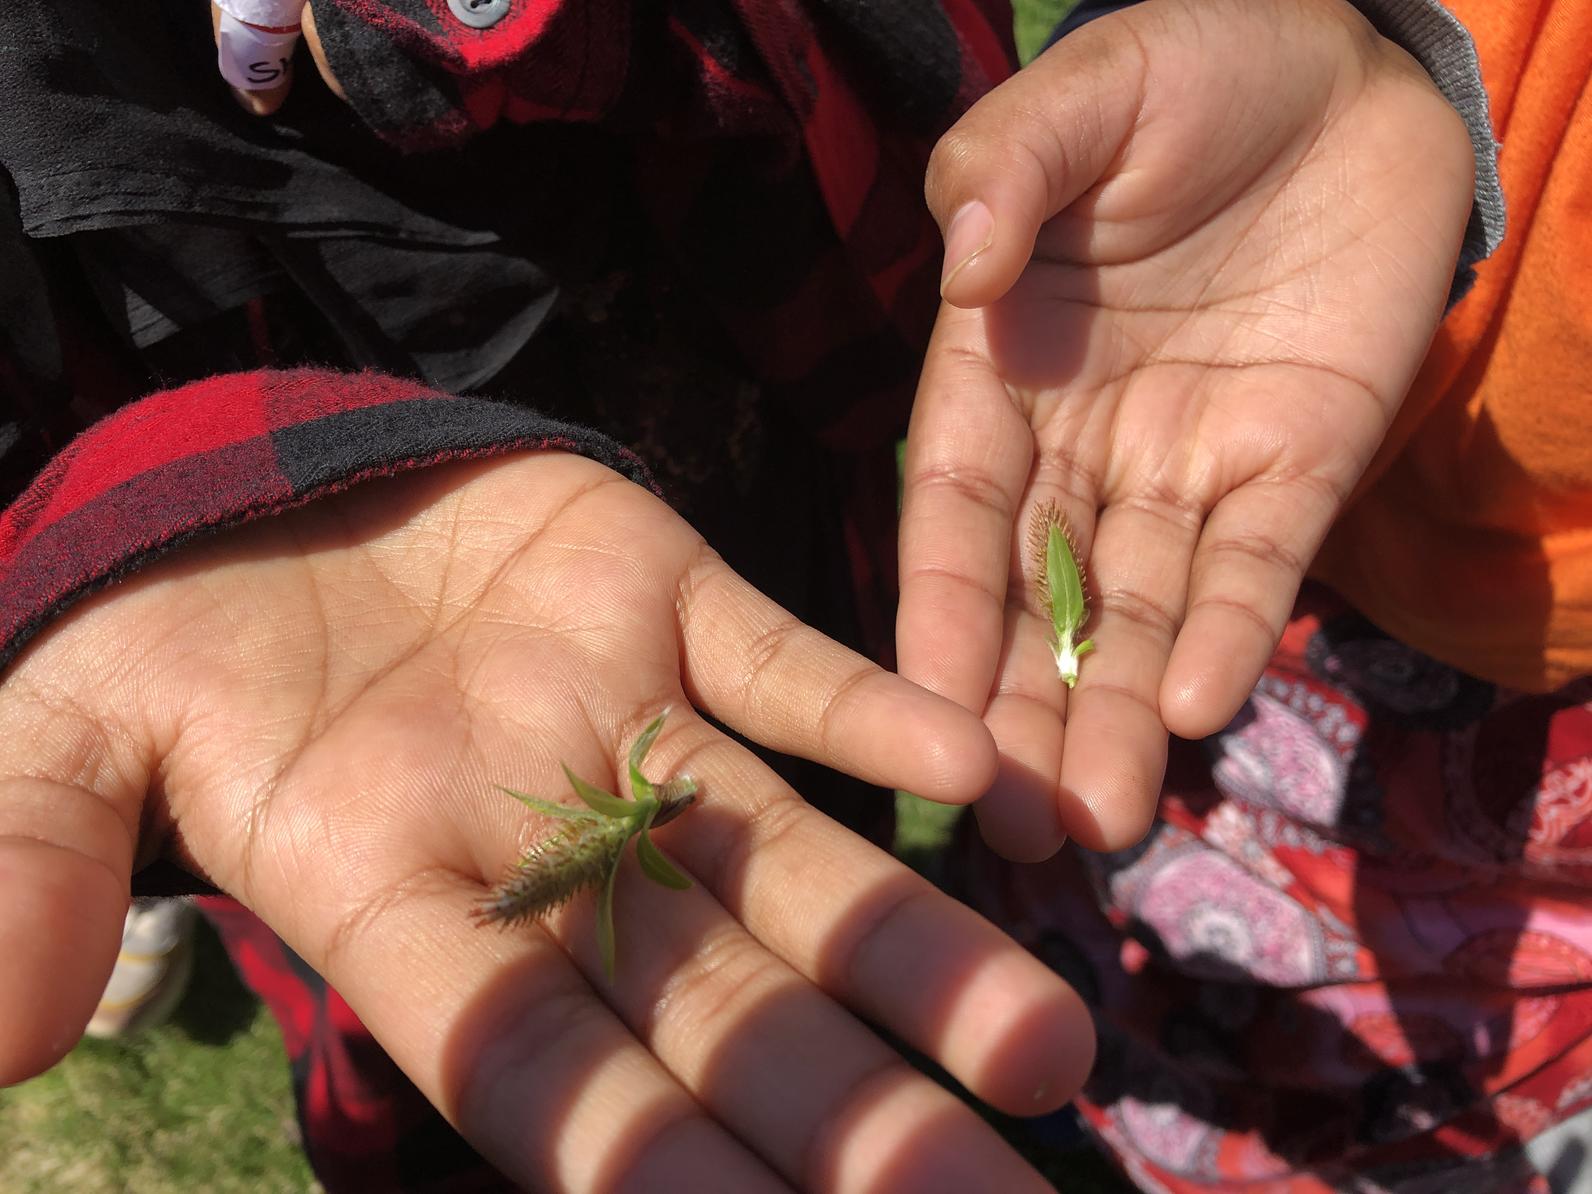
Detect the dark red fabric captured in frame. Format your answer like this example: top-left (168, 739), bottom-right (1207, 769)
top-left (312, 0), bottom-right (1015, 446)
top-left (199, 896), bottom-right (509, 1192)
top-left (963, 585), bottom-right (1592, 1191)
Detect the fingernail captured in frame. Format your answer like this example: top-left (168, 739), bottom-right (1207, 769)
top-left (940, 200), bottom-right (994, 294)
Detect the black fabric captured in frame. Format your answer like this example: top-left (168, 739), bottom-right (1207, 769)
top-left (0, 173), bottom-right (61, 386)
top-left (0, 170), bottom-right (66, 497)
top-left (0, 0), bottom-right (562, 394)
top-left (72, 225), bottom-right (285, 350)
top-left (816, 0), bottom-right (968, 132)
top-left (1045, 0), bottom-right (1138, 46)
top-left (268, 395), bottom-right (599, 490)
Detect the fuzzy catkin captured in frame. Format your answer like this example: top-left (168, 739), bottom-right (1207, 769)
top-left (474, 815), bottom-right (632, 927)
top-left (1028, 499), bottom-right (1086, 609)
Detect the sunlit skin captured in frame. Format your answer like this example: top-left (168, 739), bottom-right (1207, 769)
top-left (0, 453), bottom-right (1086, 1192)
top-left (899, 0), bottom-right (1475, 862)
top-left (473, 709), bottom-right (700, 981)
top-left (0, 0), bottom-right (1481, 1188)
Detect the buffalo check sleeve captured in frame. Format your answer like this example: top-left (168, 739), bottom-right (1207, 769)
top-left (0, 367), bottom-right (653, 677)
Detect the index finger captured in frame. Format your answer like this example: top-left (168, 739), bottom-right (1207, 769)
top-left (896, 305), bottom-right (1034, 719)
top-left (674, 533), bottom-right (999, 806)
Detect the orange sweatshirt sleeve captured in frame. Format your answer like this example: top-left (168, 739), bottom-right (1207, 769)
top-left (1312, 0), bottom-right (1592, 692)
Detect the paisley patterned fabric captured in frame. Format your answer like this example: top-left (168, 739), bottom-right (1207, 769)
top-left (963, 583), bottom-right (1592, 1192)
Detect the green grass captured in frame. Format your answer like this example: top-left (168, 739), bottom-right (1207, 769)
top-left (1015, 0), bottom-right (1082, 63)
top-left (0, 917), bottom-right (319, 1193)
top-left (1, 910), bottom-right (1131, 1192)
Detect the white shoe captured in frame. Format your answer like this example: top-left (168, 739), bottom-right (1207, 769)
top-left (85, 898), bottom-right (198, 1039)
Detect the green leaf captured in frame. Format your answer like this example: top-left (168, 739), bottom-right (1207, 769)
top-left (596, 848), bottom-right (624, 982)
top-left (635, 807), bottom-right (692, 891)
top-left (892, 789), bottom-right (966, 856)
top-left (1014, 0), bottom-right (1082, 65)
top-left (561, 763), bottom-right (636, 819)
top-left (626, 709), bottom-right (670, 800)
top-left (891, 789), bottom-right (966, 887)
top-left (636, 836), bottom-right (691, 890)
top-left (494, 786), bottom-right (603, 821)
top-left (1045, 523), bottom-right (1086, 638)
top-left (628, 763), bottom-right (654, 803)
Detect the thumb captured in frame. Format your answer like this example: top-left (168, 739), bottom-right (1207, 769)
top-left (927, 20), bottom-right (1147, 308)
top-left (0, 697), bottom-right (148, 1083)
top-left (211, 1), bottom-right (306, 117)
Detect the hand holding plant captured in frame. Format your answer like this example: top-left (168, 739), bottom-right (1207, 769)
top-left (475, 708), bottom-right (698, 980)
top-left (899, 0), bottom-right (1476, 861)
top-left (0, 452), bottom-right (1088, 1192)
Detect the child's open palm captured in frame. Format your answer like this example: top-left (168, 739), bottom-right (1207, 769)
top-left (0, 454), bottom-right (1087, 1191)
top-left (899, 0), bottom-right (1478, 859)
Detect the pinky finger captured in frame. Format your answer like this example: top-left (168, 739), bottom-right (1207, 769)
top-left (1160, 480), bottom-right (1336, 740)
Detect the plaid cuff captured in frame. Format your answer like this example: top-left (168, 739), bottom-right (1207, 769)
top-left (0, 368), bottom-right (652, 678)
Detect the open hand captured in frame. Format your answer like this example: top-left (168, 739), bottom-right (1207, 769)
top-left (0, 453), bottom-right (1091, 1191)
top-left (898, 0), bottom-right (1476, 860)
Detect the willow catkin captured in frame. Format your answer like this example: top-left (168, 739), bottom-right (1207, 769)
top-left (1028, 498), bottom-right (1093, 688)
top-left (472, 814), bottom-right (633, 928)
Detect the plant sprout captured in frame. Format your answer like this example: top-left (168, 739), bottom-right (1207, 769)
top-left (1029, 501), bottom-right (1093, 687)
top-left (472, 708), bottom-right (696, 980)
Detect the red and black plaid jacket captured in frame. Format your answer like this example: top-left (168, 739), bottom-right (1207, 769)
top-left (0, 0), bottom-right (1013, 676)
top-left (0, 2), bottom-right (1013, 1188)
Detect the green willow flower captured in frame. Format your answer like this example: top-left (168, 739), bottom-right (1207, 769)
top-left (472, 709), bottom-right (696, 979)
top-left (1030, 501), bottom-right (1094, 688)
